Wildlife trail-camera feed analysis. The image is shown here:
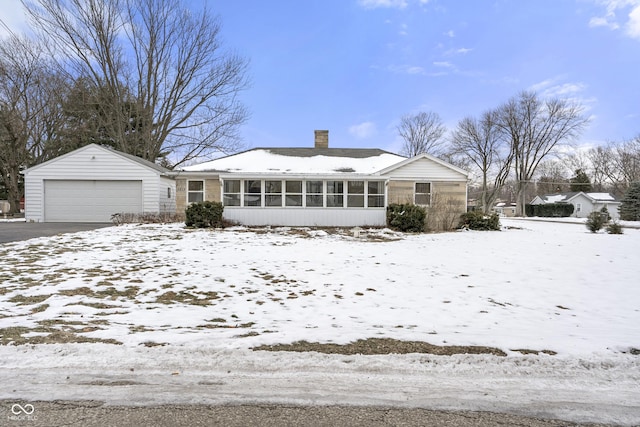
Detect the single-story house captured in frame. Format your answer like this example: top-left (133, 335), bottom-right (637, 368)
top-left (173, 130), bottom-right (469, 227)
top-left (493, 201), bottom-right (517, 217)
top-left (530, 191), bottom-right (621, 220)
top-left (23, 144), bottom-right (176, 222)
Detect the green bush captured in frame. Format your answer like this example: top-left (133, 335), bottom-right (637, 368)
top-left (606, 221), bottom-right (624, 234)
top-left (527, 203), bottom-right (574, 217)
top-left (386, 203), bottom-right (426, 232)
top-left (585, 210), bottom-right (607, 233)
top-left (185, 201), bottom-right (224, 228)
top-left (458, 211), bottom-right (500, 230)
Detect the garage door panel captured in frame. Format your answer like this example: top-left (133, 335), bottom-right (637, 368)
top-left (44, 180), bottom-right (143, 222)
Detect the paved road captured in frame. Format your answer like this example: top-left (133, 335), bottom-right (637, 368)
top-left (0, 222), bottom-right (112, 244)
top-left (2, 401), bottom-right (600, 427)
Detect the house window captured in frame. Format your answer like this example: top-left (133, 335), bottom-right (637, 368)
top-left (265, 180), bottom-right (282, 207)
top-left (223, 180), bottom-right (241, 206)
top-left (347, 181), bottom-right (365, 207)
top-left (187, 180), bottom-right (204, 203)
top-left (285, 181), bottom-right (303, 206)
top-left (415, 182), bottom-right (431, 206)
top-left (244, 180), bottom-right (262, 207)
top-left (167, 187), bottom-right (172, 199)
top-left (576, 203), bottom-right (582, 213)
top-left (326, 180), bottom-right (344, 207)
top-left (306, 181), bottom-right (323, 207)
top-left (368, 181), bottom-right (384, 207)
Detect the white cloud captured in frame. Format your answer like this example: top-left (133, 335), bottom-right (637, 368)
top-left (348, 122), bottom-right (377, 139)
top-left (443, 47), bottom-right (472, 56)
top-left (588, 0), bottom-right (640, 40)
top-left (626, 4), bottom-right (640, 38)
top-left (529, 77), bottom-right (596, 111)
top-left (589, 16), bottom-right (620, 29)
top-left (445, 30), bottom-right (455, 37)
top-left (399, 23), bottom-right (408, 36)
top-left (433, 61), bottom-right (454, 68)
top-left (358, 0), bottom-right (409, 9)
top-left (357, 0), bottom-right (433, 9)
top-left (384, 64), bottom-right (426, 75)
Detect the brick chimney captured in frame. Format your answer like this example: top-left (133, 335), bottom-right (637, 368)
top-left (314, 130), bottom-right (329, 148)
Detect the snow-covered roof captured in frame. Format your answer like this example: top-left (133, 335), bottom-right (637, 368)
top-left (181, 148), bottom-right (406, 175)
top-left (536, 192), bottom-right (619, 204)
top-left (544, 194), bottom-right (572, 203)
top-left (585, 192), bottom-right (616, 201)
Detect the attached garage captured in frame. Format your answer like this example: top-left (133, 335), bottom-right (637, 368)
top-left (23, 144), bottom-right (176, 223)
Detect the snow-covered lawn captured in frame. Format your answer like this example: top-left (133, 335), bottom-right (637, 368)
top-left (1, 218), bottom-right (639, 425)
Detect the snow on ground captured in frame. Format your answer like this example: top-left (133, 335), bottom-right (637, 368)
top-left (1, 219), bottom-right (639, 425)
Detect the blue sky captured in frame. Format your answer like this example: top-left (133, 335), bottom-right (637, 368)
top-left (2, 0), bottom-right (639, 154)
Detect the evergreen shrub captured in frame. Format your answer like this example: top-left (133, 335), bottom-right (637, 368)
top-left (458, 211), bottom-right (500, 230)
top-left (606, 221), bottom-right (624, 234)
top-left (386, 203), bottom-right (426, 232)
top-left (585, 210), bottom-right (607, 233)
top-left (528, 203), bottom-right (574, 217)
top-left (619, 182), bottom-right (640, 221)
top-left (185, 201), bottom-right (224, 228)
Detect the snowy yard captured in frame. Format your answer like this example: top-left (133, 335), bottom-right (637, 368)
top-left (1, 218), bottom-right (639, 425)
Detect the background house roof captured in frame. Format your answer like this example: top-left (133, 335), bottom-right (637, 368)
top-left (537, 192), bottom-right (619, 203)
top-left (181, 148), bottom-right (407, 174)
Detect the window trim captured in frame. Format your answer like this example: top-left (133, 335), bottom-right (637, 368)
top-left (222, 179), bottom-right (241, 206)
top-left (414, 182), bottom-right (432, 206)
top-left (187, 180), bottom-right (204, 204)
top-left (285, 180), bottom-right (303, 207)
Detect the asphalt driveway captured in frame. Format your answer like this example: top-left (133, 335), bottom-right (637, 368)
top-left (0, 222), bottom-right (112, 244)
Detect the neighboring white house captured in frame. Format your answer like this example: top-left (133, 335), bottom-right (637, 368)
top-left (23, 144), bottom-right (176, 222)
top-left (530, 192), bottom-right (621, 220)
top-left (174, 130), bottom-right (469, 227)
top-left (493, 201), bottom-right (517, 217)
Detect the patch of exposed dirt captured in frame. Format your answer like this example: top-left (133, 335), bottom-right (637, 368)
top-left (253, 338), bottom-right (508, 356)
top-left (511, 348), bottom-right (558, 356)
top-left (0, 326), bottom-right (122, 345)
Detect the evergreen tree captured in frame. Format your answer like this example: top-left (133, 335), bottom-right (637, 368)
top-left (570, 169), bottom-right (592, 192)
top-left (619, 182), bottom-right (640, 221)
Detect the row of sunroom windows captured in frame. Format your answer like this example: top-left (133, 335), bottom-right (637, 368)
top-left (188, 179), bottom-right (433, 208)
top-left (188, 179), bottom-right (389, 208)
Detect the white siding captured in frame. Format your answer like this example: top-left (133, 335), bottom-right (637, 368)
top-left (24, 145), bottom-right (173, 222)
top-left (570, 194), bottom-right (592, 218)
top-left (224, 207), bottom-right (386, 227)
top-left (159, 176), bottom-right (177, 214)
top-left (386, 157), bottom-right (467, 181)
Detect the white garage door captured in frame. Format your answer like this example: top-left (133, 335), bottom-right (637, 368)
top-left (44, 180), bottom-right (143, 222)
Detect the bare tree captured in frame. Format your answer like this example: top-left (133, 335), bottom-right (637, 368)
top-left (23, 0), bottom-right (249, 167)
top-left (534, 159), bottom-right (569, 195)
top-left (577, 137), bottom-right (640, 196)
top-left (0, 34), bottom-right (66, 213)
top-left (496, 91), bottom-right (589, 216)
top-left (397, 111), bottom-right (446, 157)
top-left (450, 110), bottom-right (512, 213)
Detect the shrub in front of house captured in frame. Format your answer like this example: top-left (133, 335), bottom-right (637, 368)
top-left (585, 210), bottom-right (607, 233)
top-left (458, 211), bottom-right (500, 231)
top-left (386, 203), bottom-right (426, 232)
top-left (606, 221), bottom-right (623, 234)
top-left (185, 201), bottom-right (224, 228)
top-left (526, 203), bottom-right (574, 217)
